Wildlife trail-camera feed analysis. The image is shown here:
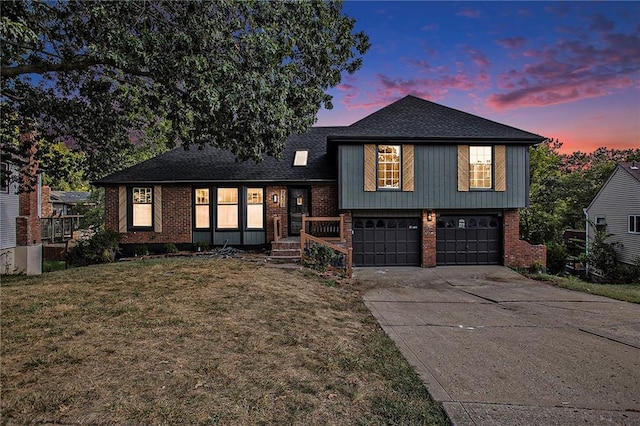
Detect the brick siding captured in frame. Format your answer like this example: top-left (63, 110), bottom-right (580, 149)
top-left (503, 209), bottom-right (547, 268)
top-left (265, 185), bottom-right (289, 242)
top-left (104, 185), bottom-right (192, 244)
top-left (422, 210), bottom-right (437, 267)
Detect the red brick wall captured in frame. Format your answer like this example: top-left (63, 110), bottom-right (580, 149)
top-left (422, 210), bottom-right (436, 267)
top-left (41, 185), bottom-right (53, 218)
top-left (265, 185), bottom-right (289, 242)
top-left (104, 185), bottom-right (192, 244)
top-left (310, 184), bottom-right (339, 217)
top-left (104, 186), bottom-right (119, 233)
top-left (17, 190), bottom-right (41, 245)
top-left (503, 209), bottom-right (547, 268)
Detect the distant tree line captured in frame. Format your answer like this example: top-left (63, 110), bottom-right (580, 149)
top-left (522, 139), bottom-right (640, 245)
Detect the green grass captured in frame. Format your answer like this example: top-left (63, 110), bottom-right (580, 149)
top-left (43, 260), bottom-right (67, 272)
top-left (528, 273), bottom-right (640, 304)
top-left (1, 257), bottom-right (448, 425)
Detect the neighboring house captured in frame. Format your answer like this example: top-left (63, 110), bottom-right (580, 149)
top-left (0, 133), bottom-right (43, 275)
top-left (95, 95), bottom-right (546, 268)
top-left (50, 191), bottom-right (91, 216)
top-left (585, 162), bottom-right (640, 265)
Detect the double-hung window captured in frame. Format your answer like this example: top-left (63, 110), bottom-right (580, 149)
top-left (469, 146), bottom-right (492, 189)
top-left (217, 188), bottom-right (238, 229)
top-left (195, 188), bottom-right (210, 229)
top-left (246, 188), bottom-right (264, 229)
top-left (132, 187), bottom-right (153, 227)
top-left (377, 145), bottom-right (401, 189)
top-left (629, 215), bottom-right (640, 234)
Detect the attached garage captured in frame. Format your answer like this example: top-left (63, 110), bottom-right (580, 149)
top-left (353, 218), bottom-right (421, 266)
top-left (436, 215), bottom-right (502, 265)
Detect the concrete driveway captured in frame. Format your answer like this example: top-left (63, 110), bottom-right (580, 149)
top-left (357, 266), bottom-right (640, 425)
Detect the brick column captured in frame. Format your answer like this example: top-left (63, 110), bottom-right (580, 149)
top-left (342, 210), bottom-right (353, 249)
top-left (422, 209), bottom-right (436, 267)
top-left (265, 186), bottom-right (288, 242)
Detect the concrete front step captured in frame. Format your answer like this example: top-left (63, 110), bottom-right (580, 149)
top-left (270, 249), bottom-right (301, 258)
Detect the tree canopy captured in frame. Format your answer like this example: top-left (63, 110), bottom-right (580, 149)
top-left (521, 140), bottom-right (640, 245)
top-left (1, 0), bottom-right (370, 184)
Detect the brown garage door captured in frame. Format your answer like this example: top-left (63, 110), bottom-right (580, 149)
top-left (436, 215), bottom-right (502, 265)
top-left (352, 218), bottom-right (421, 266)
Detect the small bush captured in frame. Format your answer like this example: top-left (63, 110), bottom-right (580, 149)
top-left (195, 241), bottom-right (208, 252)
top-left (586, 229), bottom-right (622, 283)
top-left (66, 230), bottom-right (120, 267)
top-left (546, 242), bottom-right (568, 275)
top-left (303, 244), bottom-right (339, 272)
top-left (134, 245), bottom-right (149, 256)
top-left (164, 243), bottom-right (179, 254)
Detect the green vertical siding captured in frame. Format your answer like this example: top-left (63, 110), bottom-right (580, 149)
top-left (339, 144), bottom-right (529, 210)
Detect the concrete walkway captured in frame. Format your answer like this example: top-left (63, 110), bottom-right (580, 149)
top-left (357, 266), bottom-right (640, 425)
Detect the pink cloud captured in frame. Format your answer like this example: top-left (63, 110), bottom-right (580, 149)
top-left (465, 47), bottom-right (491, 68)
top-left (340, 72), bottom-right (490, 111)
top-left (457, 7), bottom-right (481, 19)
top-left (487, 32), bottom-right (640, 110)
top-left (496, 37), bottom-right (526, 49)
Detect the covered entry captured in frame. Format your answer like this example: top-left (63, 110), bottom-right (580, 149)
top-left (436, 215), bottom-right (501, 265)
top-left (353, 218), bottom-right (421, 266)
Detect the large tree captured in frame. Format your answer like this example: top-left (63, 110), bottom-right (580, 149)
top-left (1, 0), bottom-right (369, 183)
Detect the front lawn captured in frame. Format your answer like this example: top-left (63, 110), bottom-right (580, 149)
top-left (1, 257), bottom-right (447, 425)
top-left (528, 273), bottom-right (640, 304)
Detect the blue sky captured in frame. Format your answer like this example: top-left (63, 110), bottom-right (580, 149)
top-left (316, 1), bottom-right (640, 153)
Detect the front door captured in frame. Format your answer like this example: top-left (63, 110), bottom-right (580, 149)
top-left (288, 187), bottom-right (310, 236)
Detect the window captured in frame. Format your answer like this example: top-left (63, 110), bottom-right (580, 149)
top-left (195, 188), bottom-right (210, 229)
top-left (595, 216), bottom-right (607, 232)
top-left (217, 188), bottom-right (238, 229)
top-left (293, 150), bottom-right (308, 166)
top-left (629, 215), bottom-right (640, 234)
top-left (0, 162), bottom-right (9, 193)
top-left (469, 146), bottom-right (492, 189)
top-left (132, 187), bottom-right (153, 227)
top-left (377, 145), bottom-right (401, 189)
top-left (246, 188), bottom-right (264, 229)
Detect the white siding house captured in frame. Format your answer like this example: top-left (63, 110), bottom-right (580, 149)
top-left (585, 162), bottom-right (640, 265)
top-left (1, 162), bottom-right (21, 273)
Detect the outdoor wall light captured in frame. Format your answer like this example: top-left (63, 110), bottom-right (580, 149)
top-left (272, 194), bottom-right (278, 203)
top-left (427, 211), bottom-right (433, 221)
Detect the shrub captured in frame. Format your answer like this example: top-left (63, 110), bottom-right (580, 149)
top-left (134, 245), bottom-right (149, 256)
top-left (586, 228), bottom-right (622, 283)
top-left (303, 244), bottom-right (339, 272)
top-left (195, 241), bottom-right (208, 252)
top-left (66, 230), bottom-right (120, 267)
top-left (546, 242), bottom-right (568, 275)
top-left (164, 243), bottom-right (179, 254)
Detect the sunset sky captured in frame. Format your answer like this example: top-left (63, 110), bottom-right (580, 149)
top-left (316, 1), bottom-right (640, 153)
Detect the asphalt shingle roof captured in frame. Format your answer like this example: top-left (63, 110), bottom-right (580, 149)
top-left (95, 95), bottom-right (545, 185)
top-left (330, 95), bottom-right (545, 141)
top-left (95, 127), bottom-right (340, 185)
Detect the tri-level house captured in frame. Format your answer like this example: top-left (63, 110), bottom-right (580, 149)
top-left (95, 96), bottom-right (546, 268)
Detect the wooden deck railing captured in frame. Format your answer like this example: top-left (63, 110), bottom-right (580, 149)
top-left (41, 215), bottom-right (82, 243)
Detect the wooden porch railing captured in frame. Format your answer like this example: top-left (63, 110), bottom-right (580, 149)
top-left (301, 214), bottom-right (344, 241)
top-left (300, 214), bottom-right (351, 277)
top-left (273, 215), bottom-right (282, 242)
top-left (300, 230), bottom-right (353, 278)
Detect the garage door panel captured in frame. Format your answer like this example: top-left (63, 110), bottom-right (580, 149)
top-left (436, 215), bottom-right (502, 265)
top-left (353, 217), bottom-right (421, 266)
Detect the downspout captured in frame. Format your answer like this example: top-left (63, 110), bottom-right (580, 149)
top-left (583, 208), bottom-right (589, 275)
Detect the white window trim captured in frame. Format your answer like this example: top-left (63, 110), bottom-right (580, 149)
top-left (377, 145), bottom-right (401, 189)
top-left (629, 215), bottom-right (640, 234)
top-left (469, 146), bottom-right (493, 190)
top-left (293, 150), bottom-right (308, 166)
